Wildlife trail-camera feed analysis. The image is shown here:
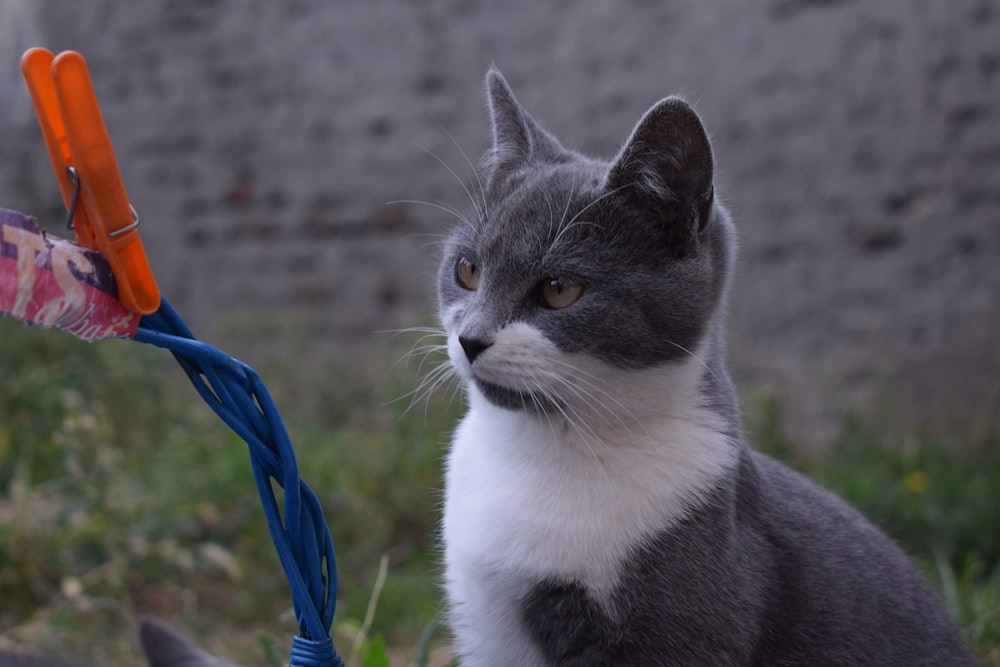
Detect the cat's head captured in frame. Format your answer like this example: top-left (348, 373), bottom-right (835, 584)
top-left (438, 69), bottom-right (734, 418)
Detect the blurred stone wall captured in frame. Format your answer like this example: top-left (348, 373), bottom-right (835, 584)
top-left (1, 0), bottom-right (997, 442)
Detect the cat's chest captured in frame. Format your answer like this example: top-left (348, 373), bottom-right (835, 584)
top-left (443, 394), bottom-right (735, 594)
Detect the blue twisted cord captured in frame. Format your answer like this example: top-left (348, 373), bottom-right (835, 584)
top-left (134, 298), bottom-right (345, 667)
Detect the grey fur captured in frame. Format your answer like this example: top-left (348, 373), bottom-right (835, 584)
top-left (440, 71), bottom-right (733, 412)
top-left (137, 618), bottom-right (240, 667)
top-left (438, 69), bottom-right (975, 665)
top-left (0, 618), bottom-right (236, 667)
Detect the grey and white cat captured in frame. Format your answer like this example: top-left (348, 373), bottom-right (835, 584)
top-left (437, 68), bottom-right (975, 666)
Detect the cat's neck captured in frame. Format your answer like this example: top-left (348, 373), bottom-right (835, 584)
top-left (450, 348), bottom-right (741, 596)
top-left (460, 340), bottom-right (741, 503)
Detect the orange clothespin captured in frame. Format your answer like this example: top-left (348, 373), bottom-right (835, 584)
top-left (20, 48), bottom-right (160, 315)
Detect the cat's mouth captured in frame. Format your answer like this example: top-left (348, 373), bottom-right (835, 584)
top-left (472, 377), bottom-right (563, 414)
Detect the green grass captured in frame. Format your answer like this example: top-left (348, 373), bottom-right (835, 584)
top-left (0, 319), bottom-right (457, 666)
top-left (0, 318), bottom-right (997, 665)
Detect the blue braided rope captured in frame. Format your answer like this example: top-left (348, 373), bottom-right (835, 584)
top-left (134, 298), bottom-right (344, 667)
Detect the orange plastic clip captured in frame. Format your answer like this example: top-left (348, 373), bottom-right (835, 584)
top-left (20, 48), bottom-right (161, 315)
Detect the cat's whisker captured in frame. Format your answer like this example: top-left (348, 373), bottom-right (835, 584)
top-left (543, 371), bottom-right (639, 445)
top-left (378, 325), bottom-right (447, 338)
top-left (414, 377), bottom-right (457, 420)
top-left (406, 340), bottom-right (448, 368)
top-left (550, 184), bottom-right (630, 251)
top-left (523, 379), bottom-right (554, 432)
top-left (392, 349), bottom-right (439, 378)
top-left (401, 232), bottom-right (456, 253)
top-left (545, 179), bottom-right (587, 257)
top-left (395, 334), bottom-right (447, 354)
top-left (396, 359), bottom-right (459, 419)
top-left (380, 327), bottom-right (447, 349)
top-left (662, 339), bottom-right (721, 385)
top-left (521, 381), bottom-right (579, 450)
top-left (380, 327), bottom-right (449, 374)
top-left (543, 189), bottom-right (557, 241)
top-left (545, 359), bottom-right (643, 430)
top-left (438, 125), bottom-right (490, 226)
top-left (533, 382), bottom-right (586, 445)
top-left (447, 375), bottom-right (467, 411)
top-left (557, 180), bottom-right (577, 234)
top-left (386, 199), bottom-right (468, 225)
top-left (414, 240), bottom-right (446, 253)
top-left (537, 391), bottom-right (562, 443)
top-left (554, 396), bottom-right (613, 460)
top-left (401, 339), bottom-right (447, 356)
top-left (405, 139), bottom-right (486, 229)
top-left (408, 346), bottom-right (449, 377)
top-left (530, 375), bottom-right (609, 455)
top-left (548, 365), bottom-right (653, 443)
top-left (392, 355), bottom-right (450, 400)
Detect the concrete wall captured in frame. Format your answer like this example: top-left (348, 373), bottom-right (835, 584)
top-left (1, 0), bottom-right (997, 442)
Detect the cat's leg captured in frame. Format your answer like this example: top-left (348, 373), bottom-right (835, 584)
top-left (521, 579), bottom-right (620, 666)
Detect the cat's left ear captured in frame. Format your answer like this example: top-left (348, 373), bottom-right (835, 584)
top-left (138, 617), bottom-right (243, 667)
top-left (606, 97), bottom-right (715, 234)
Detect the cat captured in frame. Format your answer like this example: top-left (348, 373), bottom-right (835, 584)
top-left (436, 68), bottom-right (976, 666)
top-left (135, 618), bottom-right (240, 667)
top-left (0, 618), bottom-right (237, 667)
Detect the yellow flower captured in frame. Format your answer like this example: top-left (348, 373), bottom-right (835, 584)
top-left (904, 470), bottom-right (929, 493)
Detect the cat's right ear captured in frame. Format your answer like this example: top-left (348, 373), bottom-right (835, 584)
top-left (485, 68), bottom-right (565, 175)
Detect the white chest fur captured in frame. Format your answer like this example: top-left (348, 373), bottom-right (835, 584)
top-left (442, 340), bottom-right (736, 665)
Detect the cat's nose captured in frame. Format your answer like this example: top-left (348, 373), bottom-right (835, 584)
top-left (459, 336), bottom-right (492, 363)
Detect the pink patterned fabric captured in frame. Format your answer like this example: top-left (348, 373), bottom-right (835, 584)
top-left (0, 208), bottom-right (139, 341)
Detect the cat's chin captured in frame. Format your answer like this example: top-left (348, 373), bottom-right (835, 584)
top-left (472, 378), bottom-right (562, 415)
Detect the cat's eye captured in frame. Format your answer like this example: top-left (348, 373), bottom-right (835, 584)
top-left (456, 257), bottom-right (480, 291)
top-left (540, 277), bottom-right (583, 309)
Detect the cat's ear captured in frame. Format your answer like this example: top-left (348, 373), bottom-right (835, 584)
top-left (606, 97), bottom-right (715, 233)
top-left (485, 68), bottom-right (565, 174)
top-left (138, 617), bottom-right (242, 667)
